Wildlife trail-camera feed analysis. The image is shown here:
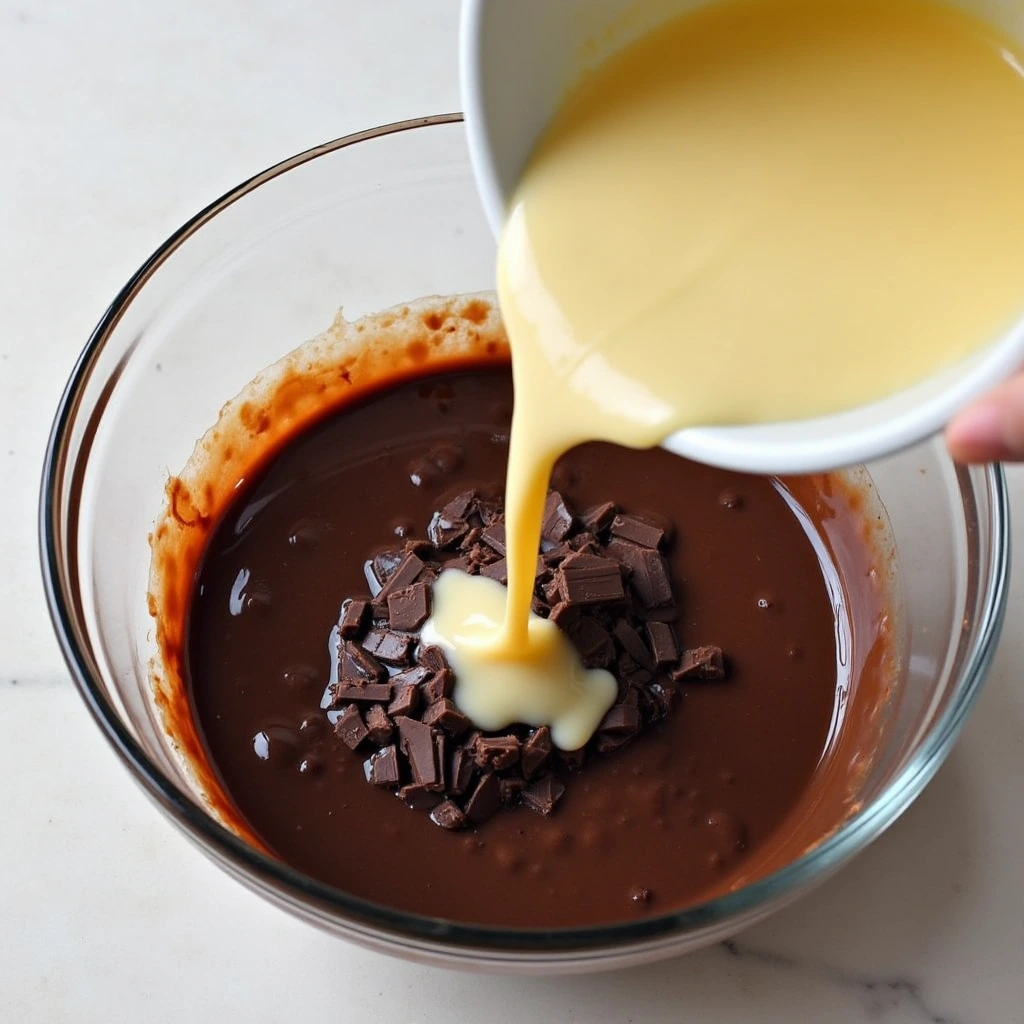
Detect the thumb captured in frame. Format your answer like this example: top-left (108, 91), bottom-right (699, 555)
top-left (945, 372), bottom-right (1024, 463)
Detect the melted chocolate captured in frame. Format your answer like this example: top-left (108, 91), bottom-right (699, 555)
top-left (180, 364), bottom-right (880, 927)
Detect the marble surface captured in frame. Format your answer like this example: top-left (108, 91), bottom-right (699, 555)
top-left (3, 1), bottom-right (1023, 1020)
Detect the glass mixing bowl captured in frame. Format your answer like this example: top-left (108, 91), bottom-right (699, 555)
top-left (40, 114), bottom-right (1009, 973)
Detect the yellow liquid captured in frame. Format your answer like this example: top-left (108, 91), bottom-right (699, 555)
top-left (425, 0), bottom-right (1024, 748)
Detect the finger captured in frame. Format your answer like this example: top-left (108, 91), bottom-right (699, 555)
top-left (945, 373), bottom-right (1024, 463)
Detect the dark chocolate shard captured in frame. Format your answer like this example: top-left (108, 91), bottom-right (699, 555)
top-left (397, 716), bottom-right (439, 787)
top-left (581, 501), bottom-right (617, 535)
top-left (613, 619), bottom-right (656, 671)
top-left (427, 510), bottom-right (469, 549)
top-left (548, 601), bottom-right (579, 629)
top-left (522, 775), bottom-right (566, 816)
top-left (387, 582), bottom-right (430, 632)
top-left (364, 703), bottom-right (394, 745)
top-left (334, 704), bottom-right (368, 750)
top-left (338, 598), bottom-right (370, 640)
top-left (417, 645), bottom-right (448, 673)
top-left (430, 799), bottom-right (468, 830)
top-left (327, 681), bottom-right (393, 706)
top-left (541, 491), bottom-right (575, 542)
top-left (499, 777), bottom-right (525, 807)
top-left (599, 703), bottom-right (642, 735)
top-left (369, 549), bottom-right (404, 589)
top-left (607, 539), bottom-right (673, 609)
top-left (610, 514), bottom-right (666, 550)
top-left (397, 783), bottom-right (442, 811)
top-left (338, 640), bottom-right (386, 683)
top-left (521, 726), bottom-right (553, 780)
top-left (362, 627), bottom-right (414, 666)
top-left (449, 744), bottom-right (477, 797)
top-left (421, 667), bottom-right (455, 704)
top-left (364, 744), bottom-right (400, 787)
top-left (556, 552), bottom-right (625, 606)
top-left (464, 771), bottom-right (501, 824)
top-left (567, 617), bottom-right (615, 669)
top-left (478, 557), bottom-right (508, 585)
top-left (645, 621), bottom-right (679, 666)
top-left (421, 697), bottom-right (471, 736)
top-left (387, 683), bottom-right (420, 719)
top-left (439, 489), bottom-right (475, 522)
top-left (431, 730), bottom-right (448, 792)
top-left (480, 521), bottom-right (507, 556)
top-left (472, 734), bottom-right (521, 771)
top-left (673, 645), bottom-right (727, 681)
top-left (373, 552), bottom-right (426, 606)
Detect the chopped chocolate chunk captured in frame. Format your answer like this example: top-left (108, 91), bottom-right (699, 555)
top-left (327, 681), bottom-right (393, 706)
top-left (613, 619), bottom-right (656, 671)
top-left (607, 539), bottom-right (673, 609)
top-left (431, 730), bottom-right (448, 792)
top-left (387, 582), bottom-right (430, 632)
top-left (457, 526), bottom-right (484, 552)
top-left (581, 501), bottom-right (617, 535)
top-left (541, 491), bottom-right (575, 542)
top-left (338, 640), bottom-right (386, 683)
top-left (387, 680), bottom-right (422, 717)
top-left (338, 598), bottom-right (370, 639)
top-left (427, 509), bottom-right (469, 549)
top-left (479, 557), bottom-right (508, 585)
top-left (567, 617), bottom-right (615, 668)
top-left (439, 489), bottom-right (475, 522)
top-left (373, 552), bottom-right (426, 606)
top-left (617, 652), bottom-right (654, 686)
top-left (464, 772), bottom-right (501, 824)
top-left (521, 726), bottom-right (553, 780)
top-left (369, 549), bottom-right (403, 589)
top-left (421, 697), bottom-right (471, 736)
top-left (548, 601), bottom-right (579, 629)
top-left (556, 552), bottom-right (625, 606)
top-left (429, 799), bottom-right (468, 830)
top-left (542, 542), bottom-right (573, 568)
top-left (472, 734), bottom-right (521, 771)
top-left (599, 703), bottom-right (642, 735)
top-left (522, 775), bottom-right (566, 816)
top-left (610, 513), bottom-right (666, 550)
top-left (645, 621), bottom-right (679, 666)
top-left (364, 745), bottom-right (400, 787)
top-left (559, 747), bottom-right (586, 772)
top-left (449, 744), bottom-right (477, 797)
top-left (480, 521), bottom-right (507, 555)
top-left (364, 704), bottom-right (394, 745)
top-left (421, 668), bottom-right (455, 704)
top-left (417, 645), bottom-right (448, 673)
top-left (673, 645), bottom-right (727, 681)
top-left (499, 777), bottom-right (525, 806)
top-left (334, 704), bottom-right (368, 750)
top-left (362, 627), bottom-right (414, 666)
top-left (397, 716), bottom-right (439, 787)
top-left (397, 783), bottom-right (442, 811)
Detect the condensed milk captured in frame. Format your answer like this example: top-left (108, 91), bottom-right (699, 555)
top-left (425, 0), bottom-right (1024, 747)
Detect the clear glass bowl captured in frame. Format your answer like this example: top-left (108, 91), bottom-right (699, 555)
top-left (40, 115), bottom-right (1009, 973)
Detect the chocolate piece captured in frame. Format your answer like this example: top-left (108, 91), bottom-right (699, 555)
top-left (334, 704), bottom-right (368, 750)
top-left (431, 730), bottom-right (448, 792)
top-left (421, 697), bottom-right (471, 736)
top-left (421, 668), bottom-right (455, 704)
top-left (338, 598), bottom-right (370, 639)
top-left (427, 510), bottom-right (469, 549)
top-left (556, 552), bottom-right (625, 605)
top-left (541, 491), bottom-right (575, 542)
top-left (397, 716), bottom-right (439, 787)
top-left (472, 734), bottom-right (521, 771)
top-left (417, 645), bottom-right (448, 673)
top-left (613, 619), bottom-right (656, 671)
top-left (522, 775), bottom-right (566, 816)
top-left (387, 582), bottom-right (430, 632)
top-left (567, 617), bottom-right (615, 668)
top-left (373, 552), bottom-right (426, 606)
top-left (439, 489), bottom-right (475, 521)
top-left (521, 726), bottom-right (553, 780)
top-left (327, 681), bottom-right (393, 706)
top-left (397, 783), bottom-right (442, 811)
top-left (363, 744), bottom-right (400, 787)
top-left (338, 640), bottom-right (386, 683)
top-left (581, 501), bottom-right (617, 535)
top-left (480, 521), bottom-right (507, 555)
top-left (369, 550), bottom-right (403, 589)
top-left (610, 513), bottom-right (665, 550)
top-left (548, 601), bottom-right (579, 629)
top-left (499, 777), bottom-right (525, 806)
top-left (645, 621), bottom-right (679, 666)
top-left (362, 627), bottom-right (414, 666)
top-left (364, 704), bottom-right (394, 745)
top-left (430, 799), bottom-right (468, 830)
top-left (607, 540), bottom-right (673, 609)
top-left (448, 744), bottom-right (477, 797)
top-left (479, 557), bottom-right (508, 585)
top-left (599, 703), bottom-right (642, 735)
top-left (387, 682), bottom-right (421, 718)
top-left (464, 772), bottom-right (501, 825)
top-left (673, 645), bottom-right (727, 681)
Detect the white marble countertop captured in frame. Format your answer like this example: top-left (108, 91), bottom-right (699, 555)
top-left (3, 2), bottom-right (1023, 1020)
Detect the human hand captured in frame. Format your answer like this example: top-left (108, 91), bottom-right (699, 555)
top-left (946, 373), bottom-right (1024, 463)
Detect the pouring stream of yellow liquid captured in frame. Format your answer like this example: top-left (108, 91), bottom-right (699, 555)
top-left (422, 0), bottom-right (1024, 749)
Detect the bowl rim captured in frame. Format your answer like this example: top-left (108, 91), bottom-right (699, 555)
top-left (39, 113), bottom-right (1011, 956)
